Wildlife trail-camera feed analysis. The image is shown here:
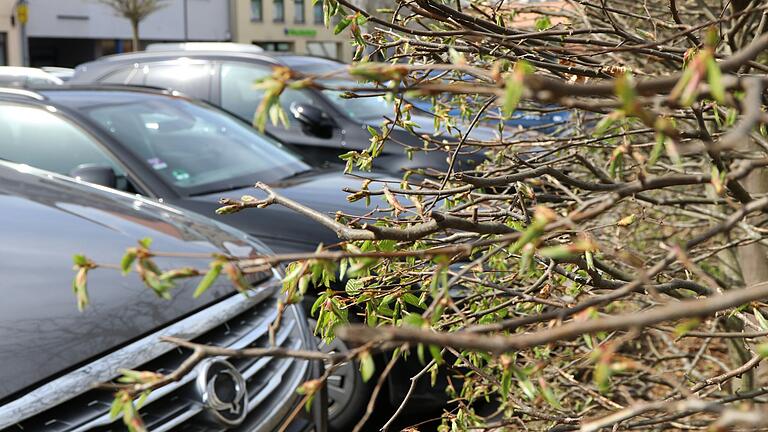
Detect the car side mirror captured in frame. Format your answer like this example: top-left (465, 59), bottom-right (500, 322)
top-left (289, 102), bottom-right (336, 139)
top-left (69, 164), bottom-right (117, 188)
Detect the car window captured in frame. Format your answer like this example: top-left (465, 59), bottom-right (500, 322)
top-left (145, 63), bottom-right (212, 99)
top-left (320, 79), bottom-right (393, 121)
top-left (101, 67), bottom-right (143, 85)
top-left (0, 104), bottom-right (123, 176)
top-left (220, 62), bottom-right (315, 123)
top-left (83, 97), bottom-right (310, 195)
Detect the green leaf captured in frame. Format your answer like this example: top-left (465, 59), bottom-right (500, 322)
top-left (502, 77), bottom-right (523, 118)
top-left (706, 56), bottom-right (725, 104)
top-left (649, 133), bottom-right (666, 166)
top-left (310, 292), bottom-right (327, 317)
top-left (615, 73), bottom-right (637, 111)
top-left (540, 381), bottom-right (561, 409)
top-left (402, 292), bottom-right (425, 309)
top-left (120, 250), bottom-right (137, 275)
top-left (360, 351), bottom-right (375, 382)
top-left (585, 250), bottom-right (595, 271)
top-left (135, 390), bottom-right (151, 409)
top-left (539, 245), bottom-right (578, 260)
top-left (402, 313), bottom-right (426, 327)
top-left (448, 47), bottom-right (464, 64)
top-left (304, 393), bottom-right (316, 412)
top-left (500, 368), bottom-right (512, 396)
top-left (72, 267), bottom-right (90, 312)
top-left (333, 16), bottom-right (352, 34)
top-left (534, 15), bottom-right (551, 31)
top-left (339, 258), bottom-right (348, 281)
top-left (73, 254), bottom-right (88, 266)
top-left (298, 274), bottom-right (310, 295)
top-left (674, 318), bottom-right (701, 337)
top-left (593, 111), bottom-right (623, 137)
top-left (345, 278), bottom-right (363, 295)
top-left (144, 272), bottom-right (173, 300)
top-left (194, 262), bottom-right (222, 298)
top-left (138, 237), bottom-right (153, 249)
top-left (757, 343), bottom-right (768, 358)
top-left (109, 395), bottom-right (125, 420)
top-left (512, 367), bottom-right (537, 400)
top-left (429, 345), bottom-right (444, 365)
top-left (594, 362), bottom-right (611, 394)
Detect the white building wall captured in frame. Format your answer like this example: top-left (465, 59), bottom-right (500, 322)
top-left (27, 0), bottom-right (230, 41)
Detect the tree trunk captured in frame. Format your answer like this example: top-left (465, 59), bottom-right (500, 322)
top-left (131, 19), bottom-right (140, 52)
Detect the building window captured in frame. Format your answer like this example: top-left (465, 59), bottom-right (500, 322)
top-left (307, 41), bottom-right (341, 60)
top-left (294, 0), bottom-right (305, 23)
top-left (313, 2), bottom-right (323, 24)
top-left (0, 33), bottom-right (7, 66)
top-left (254, 41), bottom-right (294, 52)
top-left (250, 0), bottom-right (262, 21)
top-left (274, 0), bottom-right (285, 22)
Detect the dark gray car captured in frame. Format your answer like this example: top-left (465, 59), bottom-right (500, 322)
top-left (71, 51), bottom-right (493, 175)
top-left (0, 86), bottom-right (380, 429)
top-left (0, 160), bottom-right (317, 431)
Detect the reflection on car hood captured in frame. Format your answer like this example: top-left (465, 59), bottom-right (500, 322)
top-left (187, 169), bottom-right (385, 254)
top-left (0, 162), bottom-right (269, 402)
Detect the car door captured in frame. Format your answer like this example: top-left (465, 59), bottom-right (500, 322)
top-left (0, 102), bottom-right (143, 194)
top-left (216, 61), bottom-right (348, 163)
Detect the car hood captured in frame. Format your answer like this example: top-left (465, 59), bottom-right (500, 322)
top-left (183, 170), bottom-right (378, 254)
top-left (0, 163), bottom-right (269, 401)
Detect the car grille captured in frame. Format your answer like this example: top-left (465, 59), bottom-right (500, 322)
top-left (0, 276), bottom-right (312, 432)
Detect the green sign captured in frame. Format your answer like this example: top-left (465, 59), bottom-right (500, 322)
top-left (284, 28), bottom-right (317, 37)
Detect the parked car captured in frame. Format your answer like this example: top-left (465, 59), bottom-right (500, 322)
top-left (0, 159), bottom-right (319, 431)
top-left (410, 97), bottom-right (571, 134)
top-left (41, 66), bottom-right (75, 81)
top-left (407, 71), bottom-right (571, 134)
top-left (71, 51), bottom-right (497, 175)
top-left (0, 85), bottom-right (387, 429)
top-left (147, 42), bottom-right (265, 53)
top-left (0, 66), bottom-right (63, 87)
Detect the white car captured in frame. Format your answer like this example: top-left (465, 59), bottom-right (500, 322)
top-left (0, 67), bottom-right (63, 87)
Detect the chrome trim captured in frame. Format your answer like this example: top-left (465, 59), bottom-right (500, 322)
top-left (151, 407), bottom-right (203, 432)
top-left (247, 340), bottom-right (303, 412)
top-left (238, 304), bottom-right (312, 432)
top-left (0, 280), bottom-right (279, 429)
top-left (71, 307), bottom-right (293, 430)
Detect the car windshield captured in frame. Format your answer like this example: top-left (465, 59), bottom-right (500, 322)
top-left (82, 97), bottom-right (311, 195)
top-left (320, 80), bottom-right (394, 121)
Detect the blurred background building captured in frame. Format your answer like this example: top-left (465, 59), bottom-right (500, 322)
top-left (1, 0), bottom-right (353, 68)
top-left (0, 0), bottom-right (22, 66)
top-left (232, 0), bottom-right (353, 62)
top-left (25, 0), bottom-right (230, 67)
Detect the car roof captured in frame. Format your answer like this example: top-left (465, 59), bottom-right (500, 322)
top-left (0, 84), bottom-right (186, 108)
top-left (80, 50), bottom-right (285, 67)
top-left (146, 42), bottom-right (265, 53)
top-left (77, 51), bottom-right (348, 74)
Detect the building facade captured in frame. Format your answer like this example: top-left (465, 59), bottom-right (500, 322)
top-left (25, 0), bottom-right (231, 67)
top-left (0, 1), bottom-right (22, 66)
top-left (231, 0), bottom-right (353, 62)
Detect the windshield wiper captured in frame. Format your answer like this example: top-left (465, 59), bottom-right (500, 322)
top-left (281, 168), bottom-right (315, 180)
top-left (189, 184), bottom-right (256, 197)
